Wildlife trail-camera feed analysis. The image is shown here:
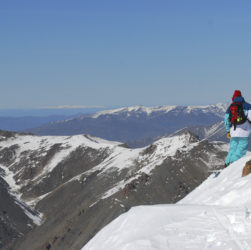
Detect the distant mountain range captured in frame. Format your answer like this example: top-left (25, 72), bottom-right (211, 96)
top-left (0, 107), bottom-right (105, 132)
top-left (26, 104), bottom-right (228, 146)
top-left (0, 130), bottom-right (227, 250)
top-left (0, 115), bottom-right (76, 132)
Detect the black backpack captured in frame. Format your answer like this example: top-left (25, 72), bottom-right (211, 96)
top-left (229, 102), bottom-right (247, 130)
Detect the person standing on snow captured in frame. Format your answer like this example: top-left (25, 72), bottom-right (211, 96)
top-left (224, 90), bottom-right (251, 166)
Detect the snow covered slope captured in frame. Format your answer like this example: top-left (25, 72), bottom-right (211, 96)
top-left (82, 155), bottom-right (251, 250)
top-left (180, 155), bottom-right (251, 207)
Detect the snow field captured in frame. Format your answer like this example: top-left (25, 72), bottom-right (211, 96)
top-left (83, 205), bottom-right (251, 250)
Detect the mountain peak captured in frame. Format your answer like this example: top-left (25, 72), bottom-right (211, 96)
top-left (168, 129), bottom-right (200, 142)
top-left (91, 105), bottom-right (178, 118)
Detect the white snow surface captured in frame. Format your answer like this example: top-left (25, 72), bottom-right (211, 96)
top-left (82, 155), bottom-right (251, 250)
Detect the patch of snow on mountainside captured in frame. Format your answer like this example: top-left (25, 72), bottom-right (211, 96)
top-left (82, 155), bottom-right (251, 250)
top-left (137, 133), bottom-right (199, 175)
top-left (1, 162), bottom-right (44, 225)
top-left (1, 164), bottom-right (20, 195)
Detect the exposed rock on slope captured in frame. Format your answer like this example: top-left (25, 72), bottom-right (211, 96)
top-left (242, 160), bottom-right (251, 177)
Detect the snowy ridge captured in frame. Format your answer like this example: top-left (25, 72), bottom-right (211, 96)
top-left (0, 134), bottom-right (122, 225)
top-left (92, 105), bottom-right (178, 118)
top-left (55, 132), bottom-right (201, 201)
top-left (82, 155), bottom-right (251, 250)
top-left (1, 134), bottom-right (121, 187)
top-left (99, 133), bottom-right (201, 200)
top-left (91, 103), bottom-right (227, 119)
top-left (185, 103), bottom-right (227, 115)
top-left (136, 132), bottom-right (199, 174)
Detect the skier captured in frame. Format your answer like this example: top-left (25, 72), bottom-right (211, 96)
top-left (224, 90), bottom-right (251, 166)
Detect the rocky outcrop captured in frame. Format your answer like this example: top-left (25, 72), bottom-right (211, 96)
top-left (242, 160), bottom-right (251, 177)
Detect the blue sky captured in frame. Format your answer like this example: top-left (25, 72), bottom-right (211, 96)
top-left (1, 0), bottom-right (251, 109)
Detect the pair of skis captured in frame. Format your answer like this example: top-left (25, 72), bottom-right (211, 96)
top-left (208, 169), bottom-right (223, 178)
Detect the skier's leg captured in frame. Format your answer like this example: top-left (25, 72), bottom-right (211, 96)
top-left (225, 138), bottom-right (238, 165)
top-left (230, 137), bottom-right (249, 163)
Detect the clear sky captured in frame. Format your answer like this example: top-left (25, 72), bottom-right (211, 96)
top-left (1, 0), bottom-right (251, 109)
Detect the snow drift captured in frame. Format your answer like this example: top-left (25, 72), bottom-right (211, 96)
top-left (82, 155), bottom-right (251, 250)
